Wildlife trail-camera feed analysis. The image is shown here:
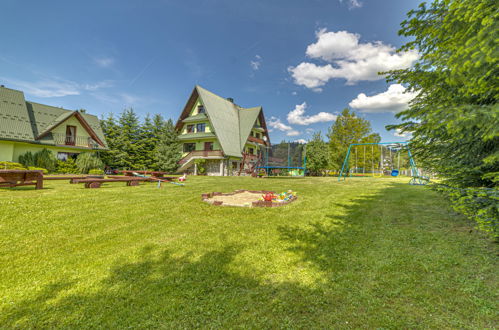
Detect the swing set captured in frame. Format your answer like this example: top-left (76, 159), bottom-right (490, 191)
top-left (338, 141), bottom-right (429, 185)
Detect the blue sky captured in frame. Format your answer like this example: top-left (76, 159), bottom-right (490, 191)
top-left (1, 0), bottom-right (422, 143)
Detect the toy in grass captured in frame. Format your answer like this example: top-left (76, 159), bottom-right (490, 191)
top-left (202, 189), bottom-right (297, 208)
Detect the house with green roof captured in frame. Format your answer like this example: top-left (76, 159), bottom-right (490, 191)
top-left (0, 85), bottom-right (107, 163)
top-left (175, 85), bottom-right (270, 176)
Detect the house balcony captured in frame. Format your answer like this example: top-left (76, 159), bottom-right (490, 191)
top-left (178, 132), bottom-right (216, 140)
top-left (179, 150), bottom-right (224, 164)
top-left (52, 133), bottom-right (100, 149)
top-left (247, 136), bottom-right (268, 146)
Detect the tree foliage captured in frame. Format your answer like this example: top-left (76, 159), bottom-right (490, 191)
top-left (327, 109), bottom-right (379, 171)
top-left (76, 152), bottom-right (104, 174)
top-left (155, 119), bottom-right (181, 173)
top-left (386, 0), bottom-right (498, 188)
top-left (101, 109), bottom-right (182, 171)
top-left (306, 132), bottom-right (329, 176)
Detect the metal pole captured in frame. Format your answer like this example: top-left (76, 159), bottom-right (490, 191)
top-left (363, 145), bottom-right (365, 174)
top-left (338, 144), bottom-right (353, 181)
top-left (380, 145), bottom-right (383, 175)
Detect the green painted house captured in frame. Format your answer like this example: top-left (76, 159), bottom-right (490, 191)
top-left (175, 86), bottom-right (270, 175)
top-left (0, 85), bottom-right (107, 162)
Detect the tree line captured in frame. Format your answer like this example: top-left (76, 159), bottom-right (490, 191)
top-left (99, 108), bottom-right (181, 172)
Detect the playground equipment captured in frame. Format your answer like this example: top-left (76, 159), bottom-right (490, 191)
top-left (256, 142), bottom-right (307, 177)
top-left (338, 142), bottom-right (429, 185)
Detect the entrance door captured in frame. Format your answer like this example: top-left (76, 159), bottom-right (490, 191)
top-left (204, 142), bottom-right (213, 151)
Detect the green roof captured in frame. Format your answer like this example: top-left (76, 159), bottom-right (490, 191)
top-left (177, 86), bottom-right (269, 158)
top-left (0, 86), bottom-right (107, 149)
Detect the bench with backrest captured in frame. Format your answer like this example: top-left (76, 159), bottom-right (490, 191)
top-left (0, 170), bottom-right (44, 189)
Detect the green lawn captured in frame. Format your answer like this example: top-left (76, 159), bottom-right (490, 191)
top-left (0, 177), bottom-right (497, 328)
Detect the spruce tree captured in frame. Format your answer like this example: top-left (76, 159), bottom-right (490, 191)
top-left (155, 119), bottom-right (181, 173)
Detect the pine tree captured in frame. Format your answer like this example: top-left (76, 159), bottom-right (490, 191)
top-left (117, 108), bottom-right (142, 169)
top-left (140, 114), bottom-right (158, 169)
top-left (155, 119), bottom-right (181, 173)
top-left (100, 113), bottom-right (124, 168)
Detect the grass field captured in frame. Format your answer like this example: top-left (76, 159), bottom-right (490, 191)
top-left (0, 176), bottom-right (497, 328)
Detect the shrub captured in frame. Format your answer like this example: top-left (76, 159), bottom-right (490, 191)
top-left (0, 161), bottom-right (26, 170)
top-left (18, 152), bottom-right (35, 167)
top-left (33, 149), bottom-right (57, 173)
top-left (76, 153), bottom-right (104, 174)
top-left (27, 166), bottom-right (48, 174)
top-left (432, 184), bottom-right (498, 240)
top-left (88, 169), bottom-right (104, 175)
top-left (56, 158), bottom-right (79, 174)
top-left (194, 159), bottom-right (206, 175)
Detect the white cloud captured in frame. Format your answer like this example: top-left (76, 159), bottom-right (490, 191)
top-left (292, 91), bottom-right (297, 95)
top-left (295, 139), bottom-right (307, 144)
top-left (268, 116), bottom-right (293, 132)
top-left (93, 56), bottom-right (115, 68)
top-left (288, 29), bottom-right (419, 88)
top-left (287, 130), bottom-right (300, 137)
top-left (287, 102), bottom-right (337, 125)
top-left (349, 84), bottom-right (417, 113)
top-left (1, 77), bottom-right (114, 98)
top-left (305, 128), bottom-right (315, 134)
top-left (340, 0), bottom-right (362, 9)
top-left (250, 55), bottom-right (262, 70)
top-left (394, 128), bottom-right (411, 138)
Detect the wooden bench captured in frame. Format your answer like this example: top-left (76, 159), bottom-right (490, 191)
top-left (43, 176), bottom-right (90, 181)
top-left (0, 170), bottom-right (43, 189)
top-left (72, 177), bottom-right (149, 188)
top-left (117, 170), bottom-right (169, 178)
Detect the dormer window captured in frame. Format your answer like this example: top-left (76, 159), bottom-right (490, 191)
top-left (186, 125), bottom-right (194, 133)
top-left (198, 105), bottom-right (205, 114)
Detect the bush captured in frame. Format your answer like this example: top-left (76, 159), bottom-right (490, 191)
top-left (27, 166), bottom-right (48, 174)
top-left (0, 161), bottom-right (26, 170)
top-left (76, 153), bottom-right (104, 174)
top-left (18, 152), bottom-right (35, 167)
top-left (88, 169), bottom-right (104, 175)
top-left (56, 158), bottom-right (80, 174)
top-left (33, 149), bottom-right (57, 173)
top-left (194, 159), bottom-right (206, 175)
top-left (432, 184), bottom-right (498, 240)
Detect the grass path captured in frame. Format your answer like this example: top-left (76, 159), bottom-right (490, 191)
top-left (0, 177), bottom-right (497, 328)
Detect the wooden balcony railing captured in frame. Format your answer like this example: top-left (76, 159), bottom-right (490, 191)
top-left (248, 136), bottom-right (267, 145)
top-left (179, 150), bottom-right (224, 164)
top-left (52, 133), bottom-right (99, 148)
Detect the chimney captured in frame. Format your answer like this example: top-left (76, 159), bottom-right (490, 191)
top-left (226, 97), bottom-right (234, 103)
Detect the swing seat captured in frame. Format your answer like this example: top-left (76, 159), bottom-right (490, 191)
top-left (391, 169), bottom-right (399, 177)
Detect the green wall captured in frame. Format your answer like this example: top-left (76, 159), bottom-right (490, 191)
top-left (0, 140), bottom-right (98, 162)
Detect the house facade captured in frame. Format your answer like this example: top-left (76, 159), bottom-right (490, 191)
top-left (175, 86), bottom-right (270, 176)
top-left (0, 85), bottom-right (107, 162)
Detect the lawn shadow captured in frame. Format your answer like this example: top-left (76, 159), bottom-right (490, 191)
top-left (1, 245), bottom-right (340, 328)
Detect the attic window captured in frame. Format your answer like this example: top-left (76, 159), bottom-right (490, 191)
top-left (197, 105), bottom-right (205, 114)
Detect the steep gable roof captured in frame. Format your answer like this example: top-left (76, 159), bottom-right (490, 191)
top-left (0, 86), bottom-right (107, 148)
top-left (175, 85), bottom-right (269, 158)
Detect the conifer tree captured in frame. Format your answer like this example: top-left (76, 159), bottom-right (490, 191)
top-left (155, 119), bottom-right (181, 172)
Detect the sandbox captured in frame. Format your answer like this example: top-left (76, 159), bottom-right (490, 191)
top-left (201, 190), bottom-right (297, 208)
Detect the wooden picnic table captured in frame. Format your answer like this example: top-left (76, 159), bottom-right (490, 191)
top-left (0, 170), bottom-right (43, 189)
